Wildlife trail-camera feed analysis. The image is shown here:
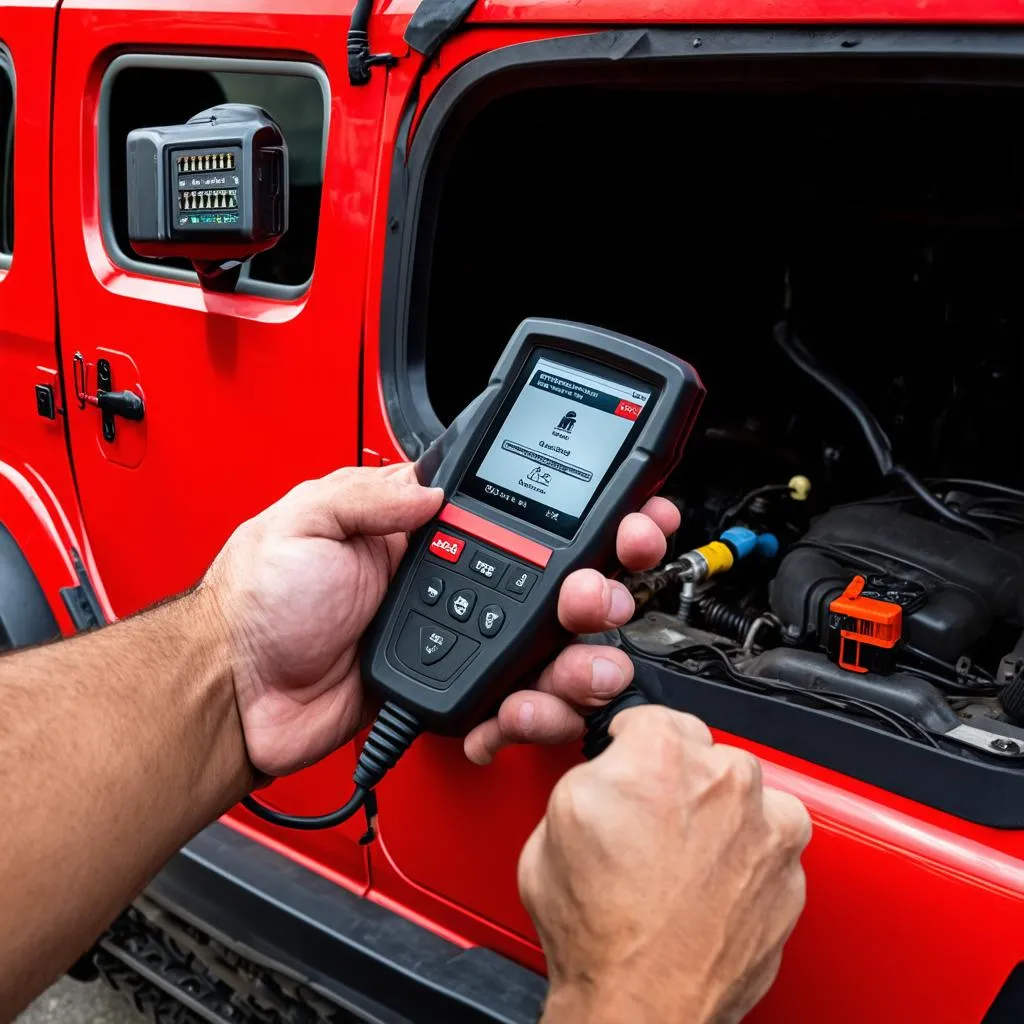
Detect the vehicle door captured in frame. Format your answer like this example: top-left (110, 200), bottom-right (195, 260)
top-left (51, 0), bottom-right (388, 885)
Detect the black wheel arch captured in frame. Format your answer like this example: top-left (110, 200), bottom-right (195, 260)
top-left (0, 522), bottom-right (60, 651)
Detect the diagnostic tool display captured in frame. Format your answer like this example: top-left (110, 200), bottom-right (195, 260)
top-left (463, 352), bottom-right (653, 537)
top-left (242, 318), bottom-right (704, 834)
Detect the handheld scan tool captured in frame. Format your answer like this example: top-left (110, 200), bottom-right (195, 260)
top-left (243, 319), bottom-right (704, 833)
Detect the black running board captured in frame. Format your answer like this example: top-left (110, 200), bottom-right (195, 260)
top-left (145, 823), bottom-right (547, 1024)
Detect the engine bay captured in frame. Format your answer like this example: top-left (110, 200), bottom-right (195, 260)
top-left (619, 324), bottom-right (1024, 770)
top-left (619, 358), bottom-right (1024, 767)
top-left (400, 57), bottom-right (1024, 817)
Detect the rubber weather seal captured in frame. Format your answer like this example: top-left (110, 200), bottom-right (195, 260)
top-left (405, 0), bottom-right (478, 60)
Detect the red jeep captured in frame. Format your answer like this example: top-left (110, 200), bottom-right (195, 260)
top-left (3, 1), bottom-right (1024, 1020)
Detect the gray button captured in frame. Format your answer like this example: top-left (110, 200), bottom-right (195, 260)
top-left (504, 568), bottom-right (538, 599)
top-left (420, 624), bottom-right (457, 665)
top-left (448, 588), bottom-right (477, 622)
top-left (468, 549), bottom-right (508, 587)
top-left (478, 604), bottom-right (505, 637)
top-left (420, 575), bottom-right (444, 606)
top-left (394, 612), bottom-right (479, 688)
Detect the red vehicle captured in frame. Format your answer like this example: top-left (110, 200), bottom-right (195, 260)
top-left (4, 1), bottom-right (1024, 1020)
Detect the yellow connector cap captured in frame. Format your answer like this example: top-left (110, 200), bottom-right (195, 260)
top-left (788, 475), bottom-right (812, 502)
top-left (694, 541), bottom-right (734, 578)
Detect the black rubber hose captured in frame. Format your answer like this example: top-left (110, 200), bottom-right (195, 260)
top-left (928, 478), bottom-right (1024, 502)
top-left (773, 323), bottom-right (992, 541)
top-left (773, 322), bottom-right (893, 474)
top-left (890, 468), bottom-right (992, 541)
top-left (347, 0), bottom-right (375, 85)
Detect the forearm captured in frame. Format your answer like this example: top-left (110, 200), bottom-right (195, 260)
top-left (0, 586), bottom-right (250, 1016)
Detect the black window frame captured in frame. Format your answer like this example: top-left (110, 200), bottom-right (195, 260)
top-left (0, 45), bottom-right (15, 265)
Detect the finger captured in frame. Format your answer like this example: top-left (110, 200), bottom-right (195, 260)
top-left (639, 496), bottom-right (682, 537)
top-left (616, 511), bottom-right (670, 571)
top-left (558, 568), bottom-right (635, 634)
top-left (464, 691), bottom-right (585, 765)
top-left (778, 867), bottom-right (808, 944)
top-left (763, 788), bottom-right (813, 854)
top-left (282, 464), bottom-right (443, 540)
top-left (516, 818), bottom-right (548, 915)
top-left (734, 953), bottom-right (785, 1021)
top-left (607, 704), bottom-right (714, 748)
top-left (594, 706), bottom-right (715, 788)
top-left (533, 643), bottom-right (634, 705)
top-left (710, 742), bottom-right (763, 783)
top-left (323, 461), bottom-right (410, 481)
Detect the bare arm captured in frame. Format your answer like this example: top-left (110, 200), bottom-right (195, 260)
top-left (0, 464), bottom-right (673, 1016)
top-left (0, 591), bottom-right (246, 1015)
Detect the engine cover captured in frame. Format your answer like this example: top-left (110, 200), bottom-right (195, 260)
top-left (770, 505), bottom-right (1024, 662)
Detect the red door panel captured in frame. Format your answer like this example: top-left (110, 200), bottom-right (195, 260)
top-left (358, 23), bottom-right (1024, 1021)
top-left (51, 0), bottom-right (389, 886)
top-left (0, 1), bottom-right (93, 632)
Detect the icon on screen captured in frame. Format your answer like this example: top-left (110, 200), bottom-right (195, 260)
top-left (527, 465), bottom-right (552, 486)
top-left (555, 410), bottom-right (577, 433)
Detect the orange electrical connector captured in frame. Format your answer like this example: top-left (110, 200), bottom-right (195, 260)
top-left (827, 575), bottom-right (904, 674)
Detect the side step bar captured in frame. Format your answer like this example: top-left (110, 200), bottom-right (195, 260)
top-left (144, 823), bottom-right (547, 1024)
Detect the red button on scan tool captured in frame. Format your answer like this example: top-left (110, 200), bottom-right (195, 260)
top-left (428, 530), bottom-right (465, 563)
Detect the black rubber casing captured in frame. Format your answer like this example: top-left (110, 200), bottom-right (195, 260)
top-left (361, 318), bottom-right (704, 734)
top-left (126, 103), bottom-right (288, 261)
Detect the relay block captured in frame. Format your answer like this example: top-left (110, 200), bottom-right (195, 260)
top-left (174, 149), bottom-right (240, 222)
top-left (126, 104), bottom-right (288, 264)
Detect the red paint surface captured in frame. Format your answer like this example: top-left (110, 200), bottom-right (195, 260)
top-left (0, 4), bottom-right (1021, 1020)
top-left (0, 2), bottom-right (96, 636)
top-left (49, 0), bottom-right (385, 891)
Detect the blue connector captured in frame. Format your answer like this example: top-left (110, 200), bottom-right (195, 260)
top-left (720, 526), bottom-right (779, 561)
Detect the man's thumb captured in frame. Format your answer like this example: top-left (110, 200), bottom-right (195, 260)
top-left (292, 464), bottom-right (444, 540)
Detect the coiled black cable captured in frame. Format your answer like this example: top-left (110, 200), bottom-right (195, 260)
top-left (695, 595), bottom-right (759, 643)
top-left (242, 702), bottom-right (421, 834)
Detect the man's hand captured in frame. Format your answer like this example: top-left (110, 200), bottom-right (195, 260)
top-left (519, 706), bottom-right (811, 1024)
top-left (204, 463), bottom-right (678, 777)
